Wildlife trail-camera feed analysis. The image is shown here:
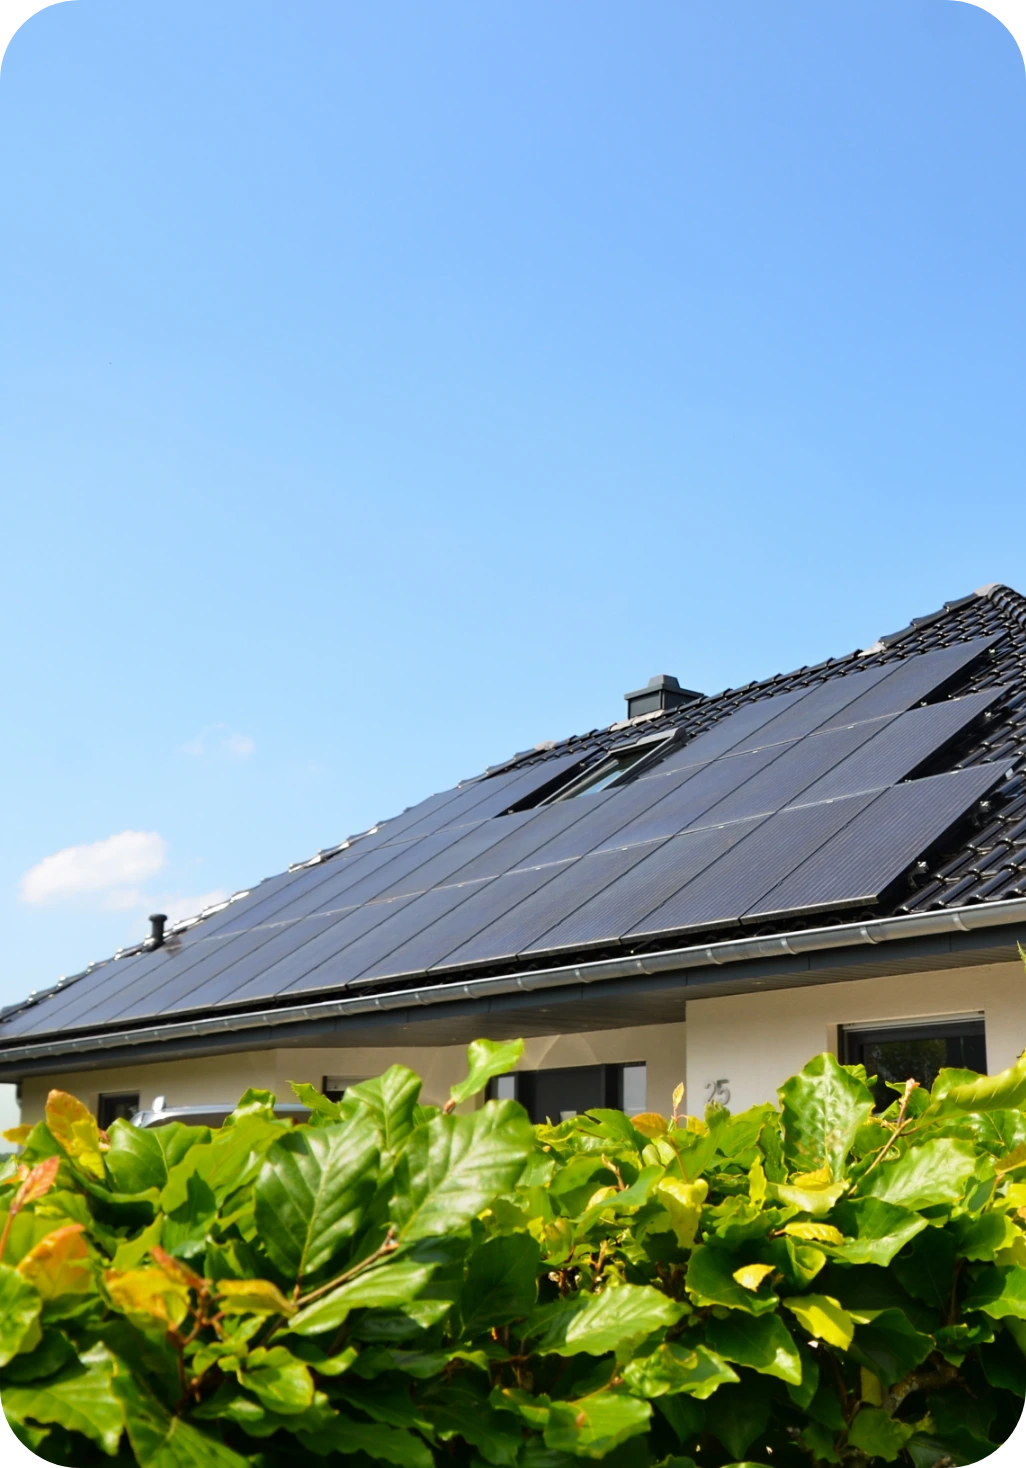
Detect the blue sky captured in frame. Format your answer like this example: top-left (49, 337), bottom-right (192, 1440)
top-left (0, 0), bottom-right (1024, 1010)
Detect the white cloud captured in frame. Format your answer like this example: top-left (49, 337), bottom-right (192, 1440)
top-left (182, 724), bottom-right (255, 759)
top-left (19, 831), bottom-right (167, 905)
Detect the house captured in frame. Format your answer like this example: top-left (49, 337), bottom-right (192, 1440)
top-left (3, 583), bottom-right (1026, 1128)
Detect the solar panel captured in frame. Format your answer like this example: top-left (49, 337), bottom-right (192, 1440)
top-left (690, 717), bottom-right (896, 826)
top-left (798, 690), bottom-right (1006, 803)
top-left (653, 688), bottom-right (811, 772)
top-left (626, 792), bottom-right (882, 939)
top-left (745, 764), bottom-right (1008, 920)
top-left (431, 844), bottom-right (669, 974)
top-left (349, 864), bottom-right (571, 984)
top-left (274, 879), bottom-right (501, 998)
top-left (517, 818), bottom-right (769, 957)
top-left (816, 636), bottom-right (1000, 729)
top-left (724, 665), bottom-right (898, 753)
top-left (388, 754), bottom-right (584, 842)
top-left (439, 801), bottom-right (603, 884)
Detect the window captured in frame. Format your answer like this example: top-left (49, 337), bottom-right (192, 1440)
top-left (97, 1092), bottom-right (140, 1129)
top-left (839, 1016), bottom-right (986, 1112)
top-left (545, 736), bottom-right (673, 804)
top-left (488, 1063), bottom-right (646, 1124)
top-left (323, 1075), bottom-right (363, 1103)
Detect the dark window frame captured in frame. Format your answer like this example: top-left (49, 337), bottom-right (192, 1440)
top-left (488, 1061), bottom-right (645, 1124)
top-left (97, 1092), bottom-right (141, 1129)
top-left (838, 1016), bottom-right (986, 1111)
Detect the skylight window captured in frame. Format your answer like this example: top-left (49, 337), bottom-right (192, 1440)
top-left (545, 734), bottom-right (672, 803)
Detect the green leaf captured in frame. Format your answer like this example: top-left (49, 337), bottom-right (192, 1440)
top-left (544, 1391), bottom-right (652, 1458)
top-left (848, 1308), bottom-right (934, 1387)
top-left (955, 1211), bottom-right (1016, 1261)
top-left (778, 1053), bottom-right (873, 1178)
top-left (686, 1246), bottom-right (778, 1315)
top-left (937, 1051), bottom-right (1026, 1113)
top-left (105, 1119), bottom-right (168, 1194)
top-left (769, 1177), bottom-right (846, 1215)
top-left (0, 1328), bottom-right (75, 1383)
top-left (847, 1406), bottom-right (914, 1462)
top-left (964, 1264), bottom-right (1026, 1320)
top-left (461, 1231), bottom-right (540, 1333)
top-left (622, 1342), bottom-right (739, 1399)
top-left (253, 1115), bottom-right (379, 1284)
top-left (347, 1065), bottom-right (423, 1154)
top-left (0, 1354), bottom-right (124, 1456)
top-left (161, 1171), bottom-right (216, 1261)
top-left (449, 1039), bottom-right (524, 1108)
top-left (234, 1345), bottom-right (314, 1414)
top-left (826, 1198), bottom-right (928, 1266)
top-left (289, 1259), bottom-right (437, 1335)
top-left (705, 1311), bottom-right (802, 1385)
top-left (862, 1138), bottom-right (977, 1210)
top-left (0, 1264), bottom-right (42, 1366)
top-left (289, 1080), bottom-right (345, 1121)
top-left (534, 1282), bottom-right (685, 1357)
top-left (782, 1294), bottom-right (855, 1349)
top-left (300, 1412), bottom-right (433, 1468)
top-left (701, 1375), bottom-right (773, 1460)
top-left (112, 1370), bottom-right (251, 1467)
top-left (392, 1099), bottom-right (533, 1242)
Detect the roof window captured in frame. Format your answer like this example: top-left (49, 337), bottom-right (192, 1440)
top-left (544, 732), bottom-right (673, 803)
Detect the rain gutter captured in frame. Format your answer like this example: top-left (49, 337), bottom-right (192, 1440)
top-left (1, 896), bottom-right (1025, 1069)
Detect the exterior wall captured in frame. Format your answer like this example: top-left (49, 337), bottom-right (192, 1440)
top-left (15, 959), bottom-right (1026, 1126)
top-left (685, 959), bottom-right (1026, 1114)
top-left (17, 1021), bottom-right (688, 1127)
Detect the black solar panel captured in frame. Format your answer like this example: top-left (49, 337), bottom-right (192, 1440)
top-left (626, 792), bottom-right (883, 938)
top-left (517, 818), bottom-right (769, 957)
top-left (798, 690), bottom-right (1005, 803)
top-left (348, 865), bottom-right (568, 985)
top-left (747, 765), bottom-right (1008, 919)
top-left (431, 845), bottom-right (669, 974)
top-left (816, 636), bottom-right (1000, 729)
top-left (654, 688), bottom-right (811, 772)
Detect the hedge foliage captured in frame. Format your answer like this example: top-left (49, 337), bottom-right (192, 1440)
top-left (1, 1039), bottom-right (1025, 1468)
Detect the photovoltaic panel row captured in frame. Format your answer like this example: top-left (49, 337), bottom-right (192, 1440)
top-left (624, 791), bottom-right (882, 940)
top-left (375, 753), bottom-right (585, 845)
top-left (747, 764), bottom-right (1009, 920)
top-left (797, 690), bottom-right (1005, 803)
top-left (654, 636), bottom-right (999, 775)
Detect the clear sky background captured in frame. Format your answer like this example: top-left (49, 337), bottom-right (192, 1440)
top-left (0, 0), bottom-right (1024, 1018)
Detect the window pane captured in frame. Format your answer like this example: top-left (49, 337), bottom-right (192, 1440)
top-left (622, 1063), bottom-right (647, 1116)
top-left (98, 1093), bottom-right (140, 1129)
top-left (842, 1020), bottom-right (986, 1111)
top-left (494, 1074), bottom-right (517, 1101)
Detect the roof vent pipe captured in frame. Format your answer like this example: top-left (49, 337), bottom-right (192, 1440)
top-left (147, 914), bottom-right (168, 950)
top-left (624, 674), bottom-right (703, 720)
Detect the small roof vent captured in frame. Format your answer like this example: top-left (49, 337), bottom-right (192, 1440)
top-left (147, 913), bottom-right (168, 951)
top-left (624, 674), bottom-right (703, 720)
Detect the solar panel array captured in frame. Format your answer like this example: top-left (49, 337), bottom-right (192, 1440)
top-left (2, 635), bottom-right (1010, 1039)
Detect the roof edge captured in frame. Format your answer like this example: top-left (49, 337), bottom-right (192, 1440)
top-left (3, 896), bottom-right (1025, 1073)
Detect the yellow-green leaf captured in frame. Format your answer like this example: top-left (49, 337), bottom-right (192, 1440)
top-left (655, 1177), bottom-right (708, 1248)
top-left (782, 1222), bottom-right (846, 1244)
top-left (17, 1223), bottom-right (92, 1299)
top-left (782, 1293), bottom-right (855, 1349)
top-left (217, 1277), bottom-right (297, 1316)
top-left (104, 1267), bottom-right (191, 1327)
top-left (733, 1263), bottom-right (775, 1292)
top-left (45, 1092), bottom-right (106, 1179)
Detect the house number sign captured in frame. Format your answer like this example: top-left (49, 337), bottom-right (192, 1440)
top-left (704, 1078), bottom-right (731, 1106)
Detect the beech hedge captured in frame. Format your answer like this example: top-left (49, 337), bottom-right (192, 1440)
top-left (1, 1040), bottom-right (1025, 1468)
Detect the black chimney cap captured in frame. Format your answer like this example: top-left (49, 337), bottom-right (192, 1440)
top-left (147, 913), bottom-right (168, 950)
top-left (624, 674), bottom-right (703, 720)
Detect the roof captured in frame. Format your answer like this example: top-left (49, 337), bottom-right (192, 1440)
top-left (5, 582), bottom-right (1026, 1068)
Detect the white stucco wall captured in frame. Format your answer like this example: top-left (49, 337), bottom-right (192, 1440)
top-left (15, 959), bottom-right (1025, 1126)
top-left (17, 1021), bottom-right (689, 1126)
top-left (685, 959), bottom-right (1026, 1114)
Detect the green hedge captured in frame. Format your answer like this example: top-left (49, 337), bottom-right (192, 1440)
top-left (1, 1038), bottom-right (1025, 1468)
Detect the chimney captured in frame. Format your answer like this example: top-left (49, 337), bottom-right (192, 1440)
top-left (147, 913), bottom-right (168, 950)
top-left (624, 674), bottom-right (703, 720)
